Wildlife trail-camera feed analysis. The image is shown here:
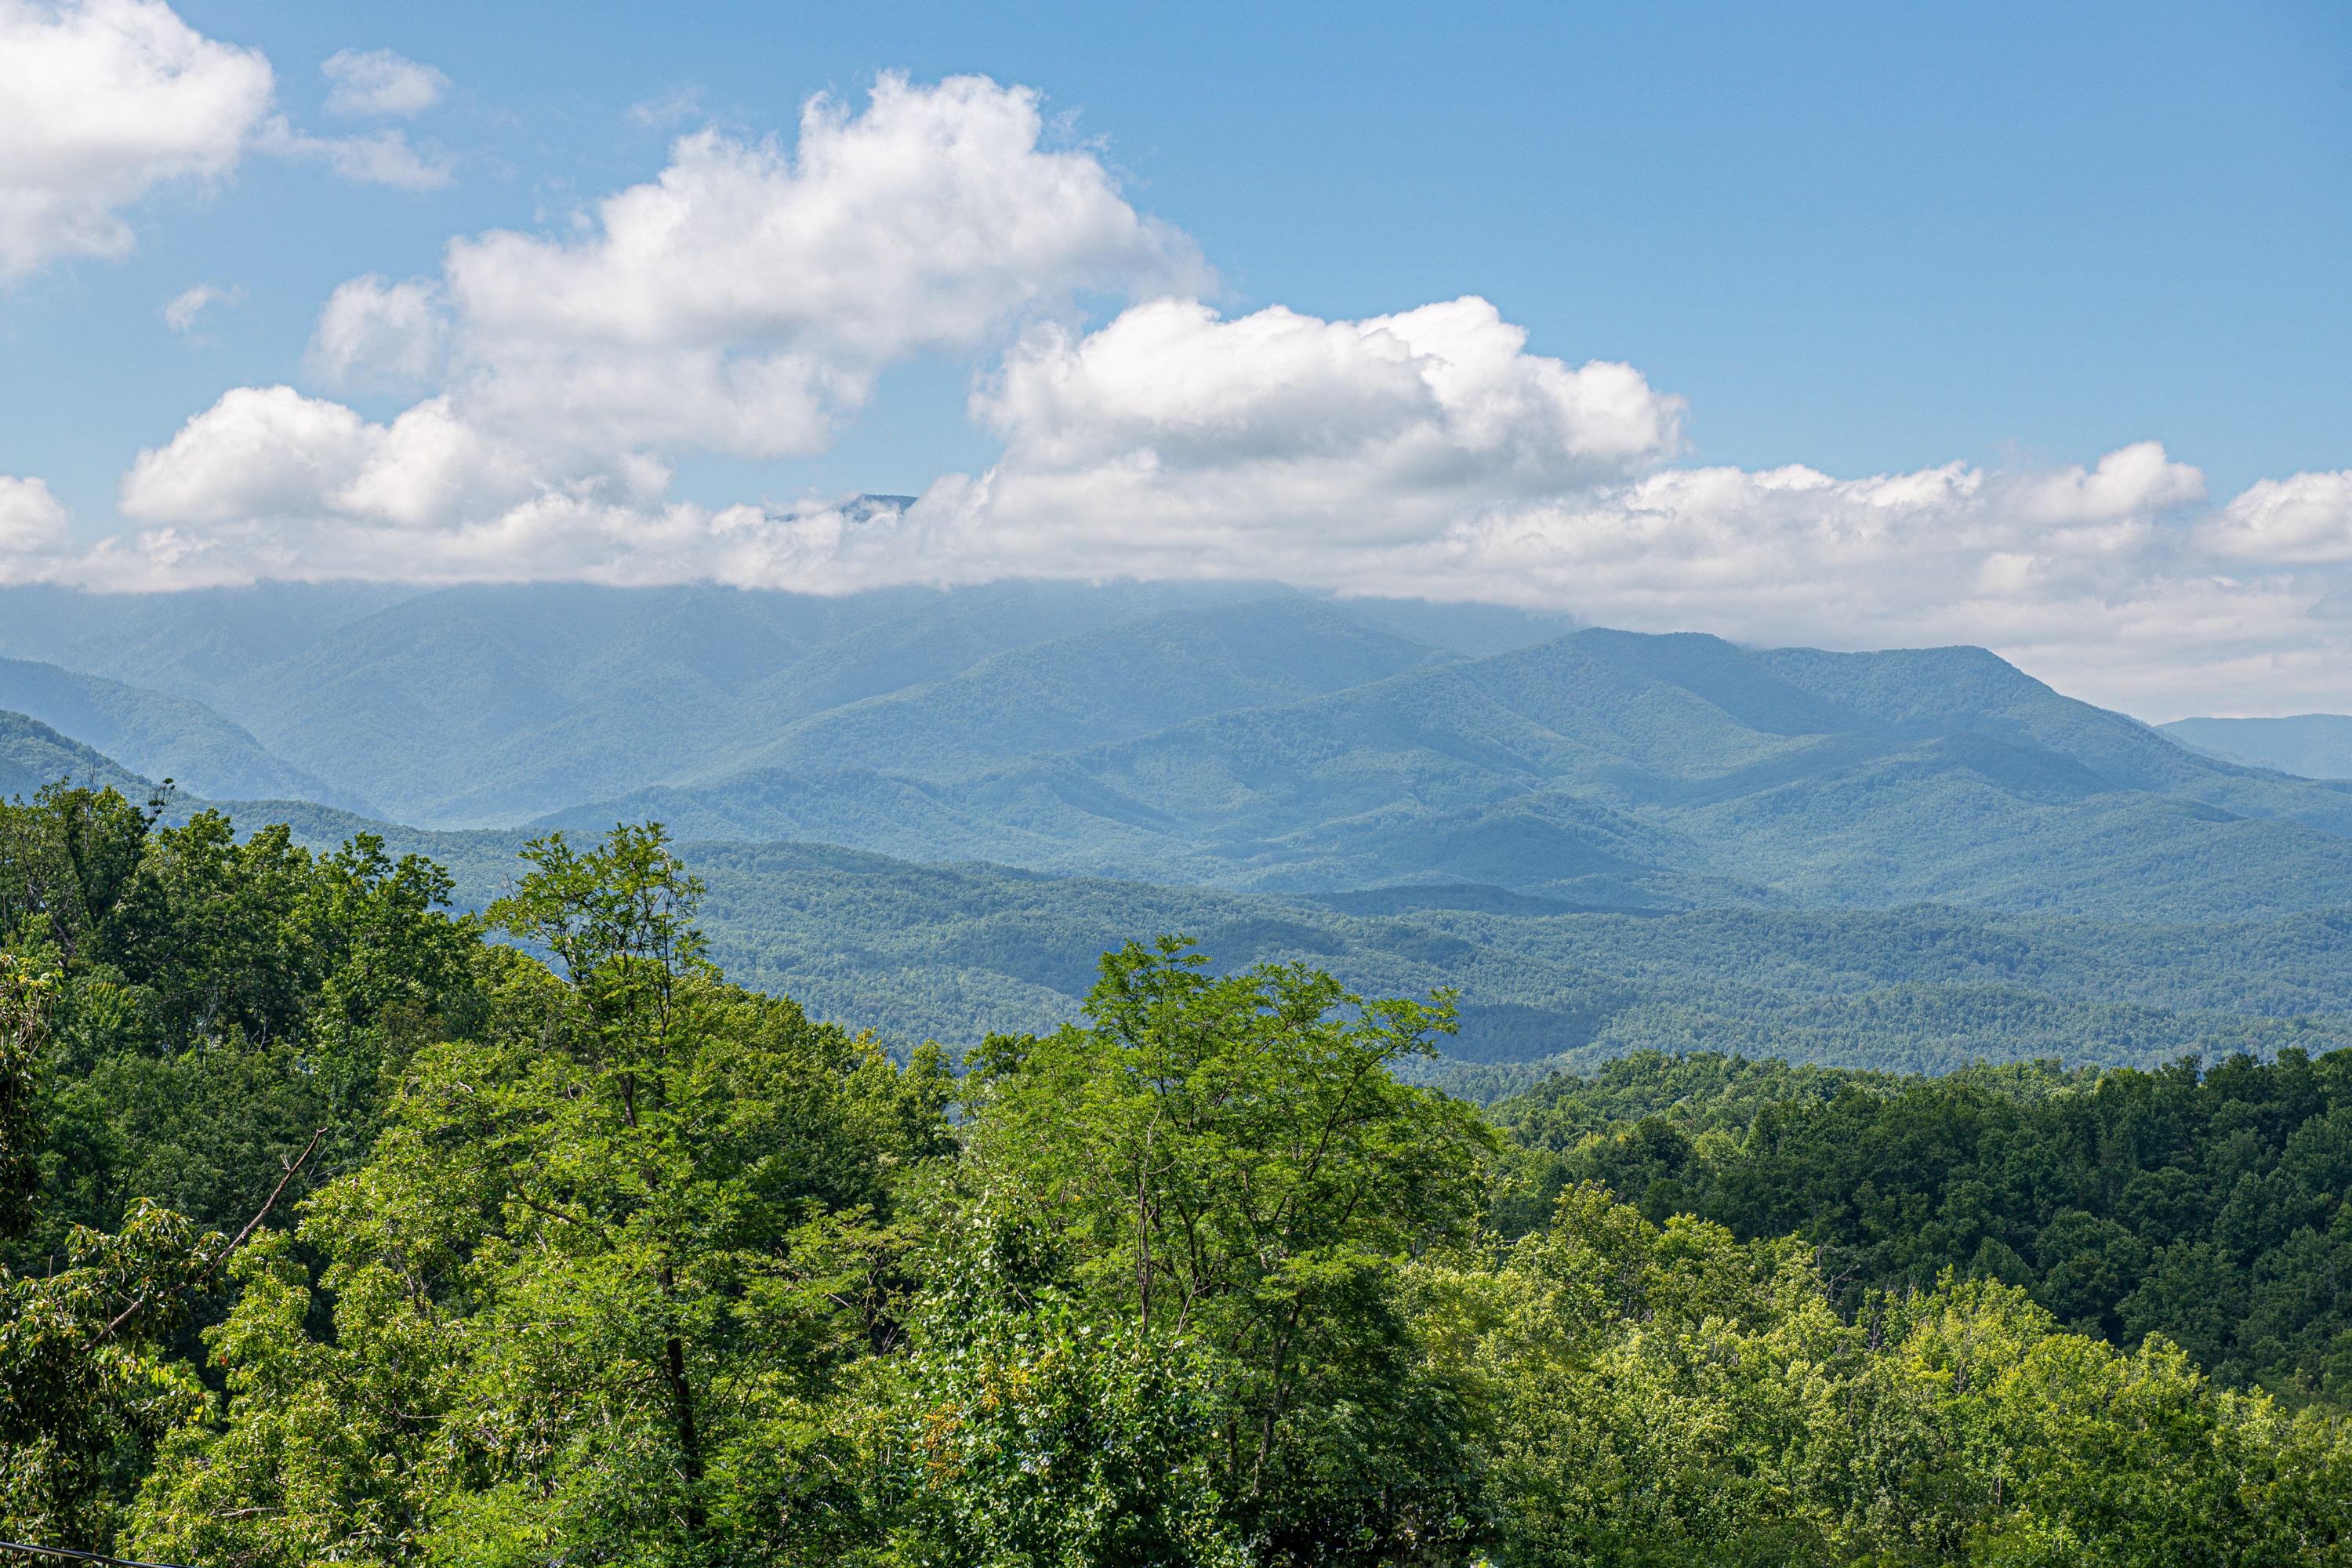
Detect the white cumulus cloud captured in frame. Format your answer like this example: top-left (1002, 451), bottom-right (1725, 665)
top-left (0, 2), bottom-right (459, 282)
top-left (2200, 470), bottom-right (2352, 564)
top-left (0, 475), bottom-right (75, 581)
top-left (413, 72), bottom-right (1204, 460)
top-left (118, 72), bottom-right (1205, 563)
top-left (321, 46), bottom-right (447, 117)
top-left (961, 295), bottom-right (1683, 561)
top-left (0, 0), bottom-right (273, 280)
top-left (306, 274), bottom-right (446, 387)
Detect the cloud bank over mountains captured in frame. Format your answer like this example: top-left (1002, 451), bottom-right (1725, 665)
top-left (0, 2), bottom-right (2347, 715)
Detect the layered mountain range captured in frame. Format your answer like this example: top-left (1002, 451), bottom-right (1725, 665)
top-left (6, 579), bottom-right (2350, 1076)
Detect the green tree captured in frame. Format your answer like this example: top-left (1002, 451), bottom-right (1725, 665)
top-left (1, 951), bottom-right (307, 1549)
top-left (959, 938), bottom-right (1497, 1563)
top-left (133, 826), bottom-right (949, 1568)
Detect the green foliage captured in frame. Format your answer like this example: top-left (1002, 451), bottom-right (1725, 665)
top-left (0, 787), bottom-right (481, 1548)
top-left (0, 780), bottom-right (157, 967)
top-left (1437, 1184), bottom-right (2352, 1566)
top-left (860, 1269), bottom-right (1245, 1568)
top-left (1496, 1047), bottom-right (2352, 1410)
top-left (0, 953), bottom-right (51, 1229)
top-left (958, 938), bottom-right (1499, 1563)
top-left (10, 800), bottom-right (479, 1265)
top-left (132, 827), bottom-right (950, 1568)
top-left (0, 1201), bottom-right (216, 1547)
top-left (0, 958), bottom-right (219, 1547)
top-left (9, 793), bottom-right (2352, 1563)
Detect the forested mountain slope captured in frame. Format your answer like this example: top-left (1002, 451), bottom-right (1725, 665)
top-left (2, 707), bottom-right (2339, 1076)
top-left (8, 796), bottom-right (2350, 1563)
top-left (0, 711), bottom-right (148, 800)
top-left (0, 658), bottom-right (360, 808)
top-left (699, 597), bottom-right (1454, 783)
top-left (0, 581), bottom-right (416, 698)
top-left (1494, 1047), bottom-right (2352, 1408)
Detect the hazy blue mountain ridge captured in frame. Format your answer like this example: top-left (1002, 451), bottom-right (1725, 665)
top-left (548, 626), bottom-right (2352, 919)
top-left (0, 582), bottom-right (417, 699)
top-left (6, 708), bottom-right (2343, 1078)
top-left (696, 597), bottom-right (1456, 785)
top-left (2162, 714), bottom-right (2352, 780)
top-left (1, 579), bottom-right (1572, 827)
top-left (14, 579), bottom-right (2352, 924)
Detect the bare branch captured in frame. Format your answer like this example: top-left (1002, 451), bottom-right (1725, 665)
top-left (99, 1126), bottom-right (326, 1341)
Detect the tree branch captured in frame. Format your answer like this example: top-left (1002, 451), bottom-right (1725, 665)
top-left (100, 1125), bottom-right (325, 1341)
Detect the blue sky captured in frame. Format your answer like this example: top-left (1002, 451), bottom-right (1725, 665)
top-left (0, 0), bottom-right (2347, 713)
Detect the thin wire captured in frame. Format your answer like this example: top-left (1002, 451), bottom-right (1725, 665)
top-left (0, 1543), bottom-right (192, 1568)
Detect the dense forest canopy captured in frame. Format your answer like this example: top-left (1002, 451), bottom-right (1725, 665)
top-left (2, 787), bottom-right (2350, 1564)
top-left (1492, 1049), bottom-right (2352, 1406)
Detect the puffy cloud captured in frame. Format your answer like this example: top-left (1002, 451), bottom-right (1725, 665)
top-left (0, 2), bottom-right (460, 281)
top-left (0, 476), bottom-right (74, 566)
top-left (880, 443), bottom-right (2191, 614)
top-left (448, 76), bottom-right (1199, 362)
top-left (118, 73), bottom-right (1204, 565)
top-left (120, 385), bottom-right (539, 531)
top-left (306, 274), bottom-right (445, 387)
top-left (966, 295), bottom-right (1682, 554)
top-left (2012, 440), bottom-right (2208, 524)
top-left (0, 0), bottom-right (272, 279)
top-left (2200, 470), bottom-right (2352, 564)
top-left (411, 74), bottom-right (1203, 460)
top-left (121, 386), bottom-right (374, 522)
top-left (321, 47), bottom-right (447, 118)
